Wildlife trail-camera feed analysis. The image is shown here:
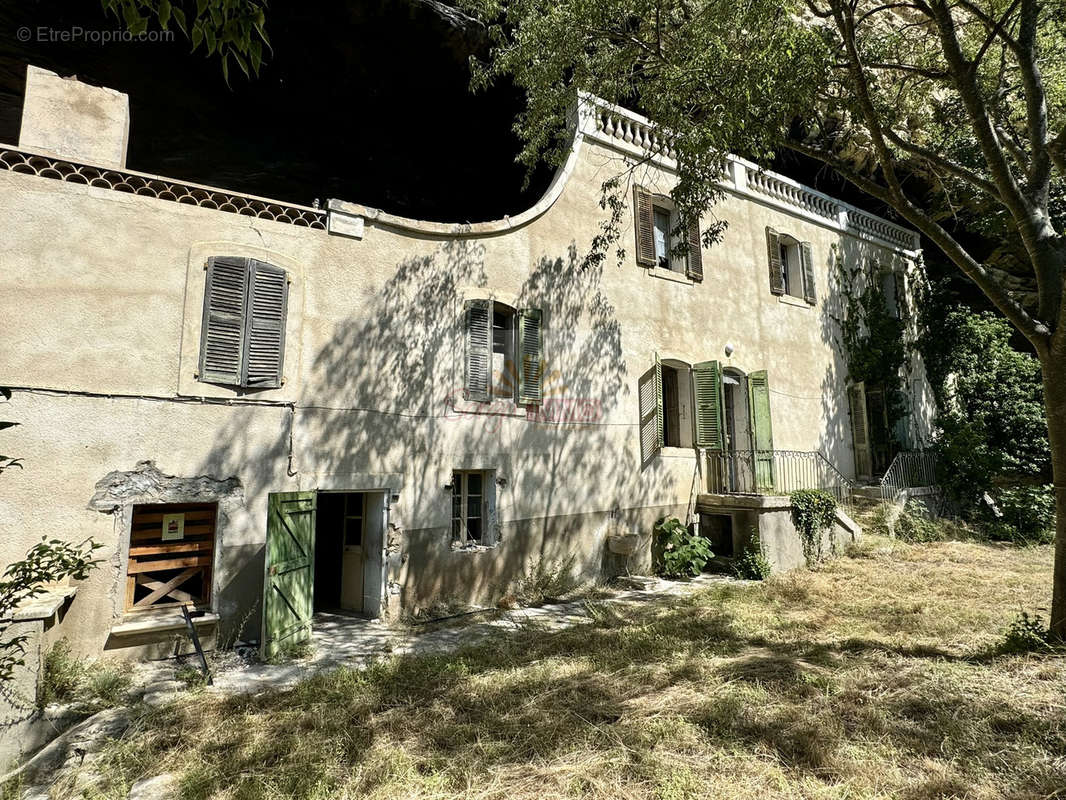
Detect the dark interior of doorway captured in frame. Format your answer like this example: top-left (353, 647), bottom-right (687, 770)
top-left (313, 493), bottom-right (347, 612)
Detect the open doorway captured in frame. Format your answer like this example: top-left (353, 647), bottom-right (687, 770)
top-left (313, 491), bottom-right (385, 618)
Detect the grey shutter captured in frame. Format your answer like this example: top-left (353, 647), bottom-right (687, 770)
top-left (517, 308), bottom-right (543, 405)
top-left (243, 261), bottom-right (289, 388)
top-left (692, 361), bottom-right (724, 450)
top-left (849, 382), bottom-right (873, 479)
top-left (766, 227), bottom-right (785, 295)
top-left (638, 356), bottom-right (664, 464)
top-left (464, 300), bottom-right (491, 402)
top-left (633, 186), bottom-right (656, 267)
top-left (199, 256), bottom-right (249, 385)
top-left (894, 272), bottom-right (908, 318)
top-left (800, 242), bottom-right (816, 304)
top-left (686, 218), bottom-right (704, 281)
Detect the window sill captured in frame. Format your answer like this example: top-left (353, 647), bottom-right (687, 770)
top-left (450, 398), bottom-right (530, 418)
top-left (110, 609), bottom-right (219, 637)
top-left (778, 294), bottom-right (813, 309)
top-left (450, 542), bottom-right (500, 553)
top-left (645, 266), bottom-right (694, 285)
top-left (660, 446), bottom-right (698, 459)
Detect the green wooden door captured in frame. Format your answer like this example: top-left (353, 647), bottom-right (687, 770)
top-left (262, 491), bottom-right (316, 660)
top-left (748, 371), bottom-right (775, 491)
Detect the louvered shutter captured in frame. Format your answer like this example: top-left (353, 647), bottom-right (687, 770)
top-left (692, 361), bottom-right (723, 450)
top-left (242, 261), bottom-right (289, 388)
top-left (748, 371), bottom-right (775, 490)
top-left (633, 186), bottom-right (656, 267)
top-left (848, 382), bottom-right (873, 479)
top-left (686, 218), bottom-right (704, 281)
top-left (638, 357), bottom-right (664, 463)
top-left (766, 228), bottom-right (785, 295)
top-left (800, 242), bottom-right (816, 304)
top-left (464, 300), bottom-right (491, 402)
top-left (199, 256), bottom-right (249, 385)
top-left (518, 308), bottom-right (543, 405)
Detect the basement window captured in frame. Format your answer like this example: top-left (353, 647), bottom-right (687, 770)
top-left (451, 470), bottom-right (497, 548)
top-left (125, 502), bottom-right (217, 611)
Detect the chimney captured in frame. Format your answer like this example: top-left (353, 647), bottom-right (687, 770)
top-left (18, 65), bottom-right (130, 168)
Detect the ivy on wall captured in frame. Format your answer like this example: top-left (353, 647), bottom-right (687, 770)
top-left (790, 489), bottom-right (837, 567)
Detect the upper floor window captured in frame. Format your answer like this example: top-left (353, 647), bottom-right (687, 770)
top-left (464, 300), bottom-right (543, 405)
top-left (633, 186), bottom-right (704, 281)
top-left (880, 269), bottom-right (908, 319)
top-left (198, 256), bottom-right (288, 389)
top-left (765, 228), bottom-right (816, 305)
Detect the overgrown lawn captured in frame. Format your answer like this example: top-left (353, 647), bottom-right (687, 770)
top-left (51, 537), bottom-right (1066, 799)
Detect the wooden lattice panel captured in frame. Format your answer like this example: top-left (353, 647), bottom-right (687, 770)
top-left (126, 502), bottom-right (217, 611)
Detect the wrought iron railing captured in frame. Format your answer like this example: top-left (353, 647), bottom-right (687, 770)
top-left (879, 451), bottom-right (937, 504)
top-left (706, 450), bottom-right (855, 509)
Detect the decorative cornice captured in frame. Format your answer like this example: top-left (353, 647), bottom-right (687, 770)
top-left (0, 145), bottom-right (327, 230)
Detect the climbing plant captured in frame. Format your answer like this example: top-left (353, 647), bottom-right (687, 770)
top-left (789, 490), bottom-right (837, 567)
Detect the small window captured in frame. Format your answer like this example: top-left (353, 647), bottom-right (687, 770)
top-left (126, 502), bottom-right (217, 611)
top-left (451, 470), bottom-right (495, 547)
top-left (492, 306), bottom-right (516, 400)
top-left (881, 271), bottom-right (905, 319)
top-left (198, 256), bottom-right (288, 389)
top-left (652, 206), bottom-right (685, 272)
top-left (779, 238), bottom-right (804, 299)
top-left (661, 362), bottom-right (695, 447)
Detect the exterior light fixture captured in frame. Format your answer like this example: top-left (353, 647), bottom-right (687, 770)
top-left (724, 343), bottom-right (735, 357)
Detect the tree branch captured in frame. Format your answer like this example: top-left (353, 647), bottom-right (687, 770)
top-left (881, 127), bottom-right (1000, 196)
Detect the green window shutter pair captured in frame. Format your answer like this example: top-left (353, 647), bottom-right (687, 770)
top-left (464, 301), bottom-right (542, 405)
top-left (199, 256), bottom-right (288, 389)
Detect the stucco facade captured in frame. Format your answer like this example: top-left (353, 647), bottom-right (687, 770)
top-left (0, 70), bottom-right (933, 663)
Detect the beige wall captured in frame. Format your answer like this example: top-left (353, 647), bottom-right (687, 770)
top-left (0, 123), bottom-right (931, 654)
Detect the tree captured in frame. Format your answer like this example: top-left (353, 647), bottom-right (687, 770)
top-left (464, 0), bottom-right (1066, 635)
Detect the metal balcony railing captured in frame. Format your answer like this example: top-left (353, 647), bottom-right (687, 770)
top-left (706, 449), bottom-right (855, 510)
top-left (879, 451), bottom-right (937, 504)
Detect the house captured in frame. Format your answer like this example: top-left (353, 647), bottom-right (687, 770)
top-left (0, 66), bottom-right (935, 670)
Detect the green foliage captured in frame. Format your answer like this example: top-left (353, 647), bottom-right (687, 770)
top-left (1000, 611), bottom-right (1052, 654)
top-left (918, 301), bottom-right (1052, 541)
top-left (733, 528), bottom-right (772, 581)
top-left (39, 639), bottom-right (131, 710)
top-left (655, 517), bottom-right (712, 578)
top-left (789, 490), bottom-right (837, 566)
top-left (510, 556), bottom-right (579, 606)
top-left (100, 0), bottom-right (270, 81)
top-left (893, 500), bottom-right (951, 543)
top-left (0, 537), bottom-right (101, 683)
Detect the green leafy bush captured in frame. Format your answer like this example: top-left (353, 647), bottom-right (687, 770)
top-left (789, 490), bottom-right (837, 566)
top-left (655, 517), bottom-right (712, 578)
top-left (1001, 611), bottom-right (1051, 653)
top-left (986, 486), bottom-right (1055, 544)
top-left (734, 528), bottom-right (772, 580)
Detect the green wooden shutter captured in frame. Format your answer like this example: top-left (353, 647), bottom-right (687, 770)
top-left (692, 360), bottom-right (724, 450)
top-left (243, 261), bottom-right (289, 388)
top-left (464, 300), bottom-right (491, 402)
top-left (748, 370), bottom-right (775, 490)
top-left (638, 356), bottom-right (664, 463)
top-left (262, 491), bottom-right (316, 661)
top-left (766, 228), bottom-right (785, 295)
top-left (800, 242), bottom-right (817, 305)
top-left (198, 256), bottom-right (249, 385)
top-left (517, 308), bottom-right (543, 405)
top-left (848, 382), bottom-right (873, 479)
top-left (633, 186), bottom-right (656, 267)
top-left (685, 218), bottom-right (704, 281)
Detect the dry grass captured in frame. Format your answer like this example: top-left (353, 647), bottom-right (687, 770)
top-left (45, 536), bottom-right (1066, 800)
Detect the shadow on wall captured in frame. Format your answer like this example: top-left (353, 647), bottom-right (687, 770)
top-left (195, 238), bottom-right (670, 624)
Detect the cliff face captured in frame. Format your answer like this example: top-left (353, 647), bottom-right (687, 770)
top-left (0, 0), bottom-right (550, 221)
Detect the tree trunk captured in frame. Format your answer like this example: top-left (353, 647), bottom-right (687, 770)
top-left (1043, 348), bottom-right (1066, 640)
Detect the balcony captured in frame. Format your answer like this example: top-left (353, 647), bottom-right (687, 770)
top-left (705, 449), bottom-right (855, 509)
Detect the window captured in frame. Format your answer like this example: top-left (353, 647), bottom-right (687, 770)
top-left (660, 363), bottom-right (693, 447)
top-left (765, 228), bottom-right (816, 304)
top-left (464, 300), bottom-right (542, 405)
top-left (126, 502), bottom-right (217, 611)
top-left (632, 186), bottom-right (704, 281)
top-left (198, 256), bottom-right (289, 389)
top-left (451, 470), bottom-right (496, 547)
top-left (881, 270), bottom-right (906, 319)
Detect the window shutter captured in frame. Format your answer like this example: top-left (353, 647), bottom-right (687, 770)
top-left (685, 218), bottom-right (704, 281)
top-left (517, 308), bottom-right (543, 405)
top-left (766, 228), bottom-right (785, 295)
top-left (654, 354), bottom-right (664, 451)
top-left (464, 300), bottom-right (491, 402)
top-left (242, 261), bottom-right (289, 388)
top-left (633, 186), bottom-right (656, 267)
top-left (848, 382), bottom-right (873, 479)
top-left (748, 370), bottom-right (775, 490)
top-left (692, 360), bottom-right (724, 450)
top-left (894, 272), bottom-right (908, 318)
top-left (800, 242), bottom-right (816, 305)
top-left (638, 359), bottom-right (663, 464)
top-left (199, 256), bottom-right (249, 385)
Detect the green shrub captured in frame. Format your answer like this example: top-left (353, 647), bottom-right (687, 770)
top-left (984, 486), bottom-right (1055, 544)
top-left (789, 490), bottom-right (837, 566)
top-left (734, 528), bottom-right (772, 580)
top-left (39, 639), bottom-right (130, 710)
top-left (655, 517), bottom-right (712, 578)
top-left (1001, 611), bottom-right (1051, 653)
top-left (894, 500), bottom-right (949, 543)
